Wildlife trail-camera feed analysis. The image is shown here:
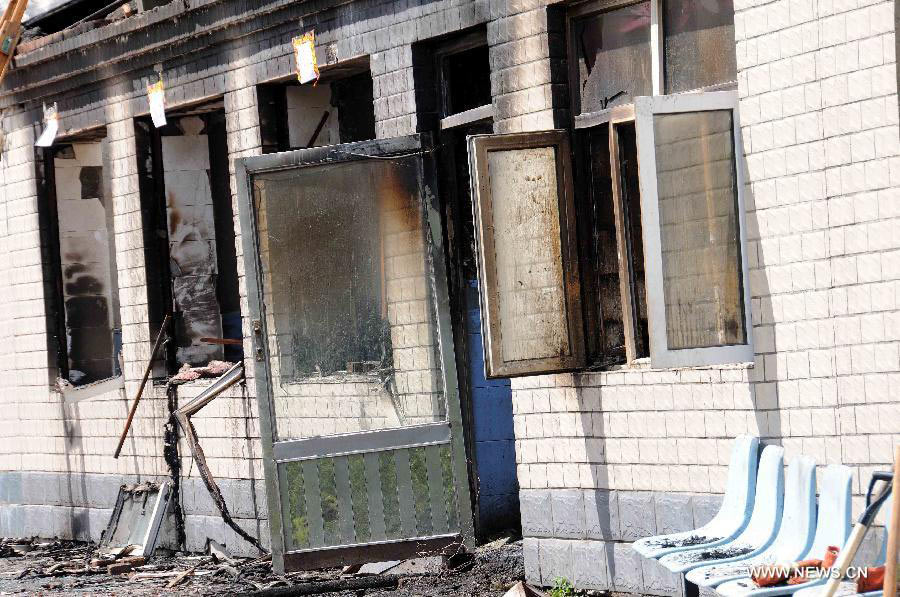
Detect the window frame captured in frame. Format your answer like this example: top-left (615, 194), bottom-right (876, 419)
top-left (634, 90), bottom-right (754, 367)
top-left (575, 105), bottom-right (650, 366)
top-left (567, 0), bottom-right (738, 118)
top-left (468, 130), bottom-right (586, 377)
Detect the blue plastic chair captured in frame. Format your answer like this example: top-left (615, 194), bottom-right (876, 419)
top-left (715, 464), bottom-right (854, 597)
top-left (633, 436), bottom-right (760, 559)
top-left (659, 445), bottom-right (785, 574)
top-left (687, 455), bottom-right (817, 587)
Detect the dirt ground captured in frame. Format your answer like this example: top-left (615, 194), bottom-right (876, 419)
top-left (0, 536), bottom-right (530, 596)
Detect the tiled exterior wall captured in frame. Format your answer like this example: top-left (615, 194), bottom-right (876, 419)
top-left (514, 0), bottom-right (900, 592)
top-left (0, 0), bottom-right (895, 589)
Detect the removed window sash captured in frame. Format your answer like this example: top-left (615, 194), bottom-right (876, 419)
top-left (99, 481), bottom-right (172, 558)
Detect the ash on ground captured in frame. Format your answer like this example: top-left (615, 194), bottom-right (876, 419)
top-left (0, 534), bottom-right (526, 596)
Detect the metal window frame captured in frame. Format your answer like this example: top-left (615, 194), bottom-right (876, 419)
top-left (566, 0), bottom-right (738, 116)
top-left (468, 130), bottom-right (586, 378)
top-left (235, 133), bottom-right (475, 573)
top-left (634, 90), bottom-right (754, 368)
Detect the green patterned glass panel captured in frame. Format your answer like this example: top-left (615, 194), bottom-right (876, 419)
top-left (318, 459), bottom-right (340, 546)
top-left (348, 454), bottom-right (371, 543)
top-left (379, 452), bottom-right (402, 539)
top-left (440, 445), bottom-right (459, 532)
top-left (283, 461), bottom-right (309, 549)
top-left (409, 447), bottom-right (433, 535)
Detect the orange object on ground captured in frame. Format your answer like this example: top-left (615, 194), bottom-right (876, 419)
top-left (857, 566), bottom-right (885, 593)
top-left (823, 546), bottom-right (840, 570)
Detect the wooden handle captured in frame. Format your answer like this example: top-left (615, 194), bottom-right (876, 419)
top-left (113, 313), bottom-right (170, 459)
top-left (885, 444), bottom-right (900, 597)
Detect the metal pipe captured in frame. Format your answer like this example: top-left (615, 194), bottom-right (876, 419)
top-left (113, 312), bottom-right (170, 459)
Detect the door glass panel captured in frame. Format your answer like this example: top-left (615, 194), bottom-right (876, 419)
top-left (573, 2), bottom-right (652, 113)
top-left (664, 0), bottom-right (737, 93)
top-left (252, 156), bottom-right (447, 441)
top-left (652, 109), bottom-right (745, 349)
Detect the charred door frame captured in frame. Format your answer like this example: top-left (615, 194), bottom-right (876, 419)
top-left (235, 133), bottom-right (475, 573)
top-left (36, 146), bottom-right (69, 382)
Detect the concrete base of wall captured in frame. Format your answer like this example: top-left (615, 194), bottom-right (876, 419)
top-left (520, 488), bottom-right (721, 594)
top-left (521, 488), bottom-right (889, 595)
top-left (0, 472), bottom-right (269, 557)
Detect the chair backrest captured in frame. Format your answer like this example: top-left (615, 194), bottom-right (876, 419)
top-left (770, 455), bottom-right (817, 558)
top-left (807, 464), bottom-right (853, 559)
top-left (711, 435), bottom-right (760, 530)
top-left (733, 444), bottom-right (784, 546)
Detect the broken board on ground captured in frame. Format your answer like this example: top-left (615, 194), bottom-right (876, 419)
top-left (99, 481), bottom-right (172, 558)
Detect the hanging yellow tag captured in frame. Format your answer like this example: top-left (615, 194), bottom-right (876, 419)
top-left (292, 31), bottom-right (319, 85)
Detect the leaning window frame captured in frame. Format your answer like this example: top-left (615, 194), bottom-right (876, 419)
top-left (634, 90), bottom-right (753, 368)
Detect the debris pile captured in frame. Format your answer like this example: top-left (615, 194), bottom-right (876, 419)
top-left (169, 360), bottom-right (236, 384)
top-left (0, 532), bottom-right (533, 596)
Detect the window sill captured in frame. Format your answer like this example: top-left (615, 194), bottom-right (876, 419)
top-left (56, 375), bottom-right (125, 403)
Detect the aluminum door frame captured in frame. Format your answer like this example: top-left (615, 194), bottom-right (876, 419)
top-left (235, 133), bottom-right (475, 572)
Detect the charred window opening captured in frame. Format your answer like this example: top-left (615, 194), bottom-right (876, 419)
top-left (258, 67), bottom-right (375, 154)
top-left (37, 132), bottom-right (123, 386)
top-left (442, 45), bottom-right (491, 116)
top-left (568, 0), bottom-right (738, 115)
top-left (136, 104), bottom-right (243, 377)
top-left (412, 26), bottom-right (490, 131)
top-left (579, 120), bottom-right (649, 368)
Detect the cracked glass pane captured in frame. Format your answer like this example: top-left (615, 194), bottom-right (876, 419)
top-left (574, 2), bottom-right (652, 113)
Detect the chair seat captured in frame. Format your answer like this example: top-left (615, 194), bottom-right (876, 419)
top-left (660, 445), bottom-right (785, 574)
top-left (632, 436), bottom-right (760, 559)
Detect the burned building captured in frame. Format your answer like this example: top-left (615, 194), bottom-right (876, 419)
top-left (0, 0), bottom-right (897, 592)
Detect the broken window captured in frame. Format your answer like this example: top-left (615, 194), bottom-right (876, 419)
top-left (469, 92), bottom-right (753, 374)
top-left (258, 66), bottom-right (375, 154)
top-left (570, 1), bottom-right (652, 113)
top-left (135, 105), bottom-right (243, 376)
top-left (38, 136), bottom-right (123, 386)
top-left (569, 0), bottom-right (737, 114)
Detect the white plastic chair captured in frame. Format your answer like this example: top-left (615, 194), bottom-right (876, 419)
top-left (686, 456), bottom-right (817, 587)
top-left (659, 444), bottom-right (785, 574)
top-left (633, 436), bottom-right (760, 558)
top-left (714, 469), bottom-right (864, 597)
top-left (789, 495), bottom-right (892, 597)
top-left (715, 464), bottom-right (854, 597)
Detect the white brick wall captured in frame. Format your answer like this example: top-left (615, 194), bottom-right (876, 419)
top-left (0, 0), bottom-right (894, 562)
top-left (509, 0), bottom-right (899, 518)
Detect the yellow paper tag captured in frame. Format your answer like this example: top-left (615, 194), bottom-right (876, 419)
top-left (292, 31), bottom-right (319, 85)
